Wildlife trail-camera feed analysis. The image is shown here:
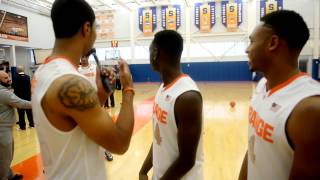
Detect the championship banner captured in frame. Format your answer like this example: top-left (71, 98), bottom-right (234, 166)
top-left (0, 10), bottom-right (28, 42)
top-left (161, 5), bottom-right (181, 30)
top-left (221, 0), bottom-right (242, 32)
top-left (260, 0), bottom-right (283, 18)
top-left (96, 10), bottom-right (114, 40)
top-left (138, 7), bottom-right (157, 36)
top-left (195, 2), bottom-right (215, 33)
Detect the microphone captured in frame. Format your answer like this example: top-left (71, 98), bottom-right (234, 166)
top-left (86, 48), bottom-right (96, 57)
top-left (86, 48), bottom-right (114, 93)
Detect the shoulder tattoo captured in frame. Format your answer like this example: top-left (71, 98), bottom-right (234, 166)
top-left (58, 77), bottom-right (98, 111)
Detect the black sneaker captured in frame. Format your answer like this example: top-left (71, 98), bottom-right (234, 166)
top-left (105, 151), bottom-right (113, 161)
top-left (9, 174), bottom-right (23, 180)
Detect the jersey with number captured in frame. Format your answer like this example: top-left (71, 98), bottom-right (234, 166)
top-left (248, 73), bottom-right (320, 180)
top-left (152, 74), bottom-right (204, 180)
top-left (32, 57), bottom-right (106, 180)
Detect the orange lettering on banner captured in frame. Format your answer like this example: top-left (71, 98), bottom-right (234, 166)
top-left (153, 103), bottom-right (168, 124)
top-left (249, 106), bottom-right (274, 143)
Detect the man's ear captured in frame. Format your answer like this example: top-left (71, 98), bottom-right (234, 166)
top-left (153, 47), bottom-right (158, 62)
top-left (268, 35), bottom-right (280, 51)
top-left (81, 22), bottom-right (92, 37)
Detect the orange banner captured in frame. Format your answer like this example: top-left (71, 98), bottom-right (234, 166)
top-left (143, 9), bottom-right (153, 35)
top-left (200, 4), bottom-right (211, 32)
top-left (226, 3), bottom-right (238, 32)
top-left (166, 7), bottom-right (177, 30)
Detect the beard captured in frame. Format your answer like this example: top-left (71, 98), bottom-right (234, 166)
top-left (0, 81), bottom-right (11, 87)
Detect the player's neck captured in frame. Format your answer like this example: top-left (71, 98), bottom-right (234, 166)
top-left (52, 39), bottom-right (82, 66)
top-left (161, 68), bottom-right (182, 87)
top-left (265, 66), bottom-right (300, 91)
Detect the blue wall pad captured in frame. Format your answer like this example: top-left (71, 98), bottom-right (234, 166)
top-left (312, 59), bottom-right (320, 80)
top-left (129, 61), bottom-right (252, 82)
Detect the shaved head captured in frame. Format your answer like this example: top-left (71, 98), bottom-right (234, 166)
top-left (0, 71), bottom-right (12, 87)
top-left (17, 66), bottom-right (25, 73)
top-left (0, 71), bottom-right (8, 78)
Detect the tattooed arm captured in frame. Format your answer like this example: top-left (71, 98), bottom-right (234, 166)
top-left (42, 74), bottom-right (134, 154)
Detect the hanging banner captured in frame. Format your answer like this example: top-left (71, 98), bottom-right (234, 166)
top-left (221, 0), bottom-right (242, 32)
top-left (0, 10), bottom-right (28, 42)
top-left (96, 10), bottom-right (114, 40)
top-left (138, 7), bottom-right (157, 36)
top-left (161, 5), bottom-right (181, 30)
top-left (260, 0), bottom-right (283, 18)
top-left (195, 2), bottom-right (215, 33)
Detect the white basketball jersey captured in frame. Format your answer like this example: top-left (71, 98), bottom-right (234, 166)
top-left (248, 73), bottom-right (320, 180)
top-left (152, 74), bottom-right (204, 180)
top-left (31, 57), bottom-right (106, 180)
top-left (78, 64), bottom-right (97, 87)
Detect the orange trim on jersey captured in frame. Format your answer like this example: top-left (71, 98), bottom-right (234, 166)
top-left (163, 74), bottom-right (188, 92)
top-left (31, 77), bottom-right (37, 95)
top-left (83, 72), bottom-right (95, 77)
top-left (44, 55), bottom-right (78, 70)
top-left (267, 72), bottom-right (308, 97)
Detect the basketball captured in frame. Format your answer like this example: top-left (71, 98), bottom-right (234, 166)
top-left (230, 101), bottom-right (236, 108)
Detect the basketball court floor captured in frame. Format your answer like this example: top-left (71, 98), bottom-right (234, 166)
top-left (11, 82), bottom-right (253, 180)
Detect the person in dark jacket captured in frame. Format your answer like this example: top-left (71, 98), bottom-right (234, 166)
top-left (12, 66), bottom-right (33, 130)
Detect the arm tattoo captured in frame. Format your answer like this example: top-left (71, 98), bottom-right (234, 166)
top-left (58, 77), bottom-right (98, 111)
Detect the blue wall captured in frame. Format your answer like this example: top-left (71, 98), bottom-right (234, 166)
top-left (129, 61), bottom-right (252, 82)
top-left (312, 59), bottom-right (320, 80)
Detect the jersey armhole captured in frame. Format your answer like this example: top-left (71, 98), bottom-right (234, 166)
top-left (285, 94), bottom-right (320, 152)
top-left (284, 114), bottom-right (295, 150)
top-left (174, 90), bottom-right (202, 128)
top-left (39, 73), bottom-right (84, 134)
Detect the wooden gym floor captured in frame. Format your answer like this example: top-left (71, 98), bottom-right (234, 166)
top-left (11, 82), bottom-right (253, 180)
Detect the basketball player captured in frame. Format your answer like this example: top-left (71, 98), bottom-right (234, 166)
top-left (31, 0), bottom-right (134, 179)
top-left (139, 30), bottom-right (204, 180)
top-left (78, 55), bottom-right (114, 161)
top-left (78, 55), bottom-right (97, 87)
top-left (239, 10), bottom-right (320, 180)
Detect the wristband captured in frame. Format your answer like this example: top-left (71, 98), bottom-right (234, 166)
top-left (123, 87), bottom-right (135, 95)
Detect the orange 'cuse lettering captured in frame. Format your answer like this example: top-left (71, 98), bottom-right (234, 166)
top-left (249, 107), bottom-right (274, 143)
top-left (153, 103), bottom-right (168, 124)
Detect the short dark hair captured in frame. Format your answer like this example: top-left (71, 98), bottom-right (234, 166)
top-left (261, 10), bottom-right (309, 50)
top-left (153, 30), bottom-right (183, 60)
top-left (51, 0), bottom-right (95, 38)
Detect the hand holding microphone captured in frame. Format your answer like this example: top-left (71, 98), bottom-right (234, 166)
top-left (86, 48), bottom-right (115, 93)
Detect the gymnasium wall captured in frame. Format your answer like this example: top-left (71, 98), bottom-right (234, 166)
top-left (2, 48), bottom-right (10, 62)
top-left (1, 0), bottom-right (318, 82)
top-left (94, 0), bottom-right (316, 70)
top-left (15, 47), bottom-right (33, 75)
top-left (130, 61), bottom-right (252, 82)
top-left (0, 3), bottom-right (54, 49)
